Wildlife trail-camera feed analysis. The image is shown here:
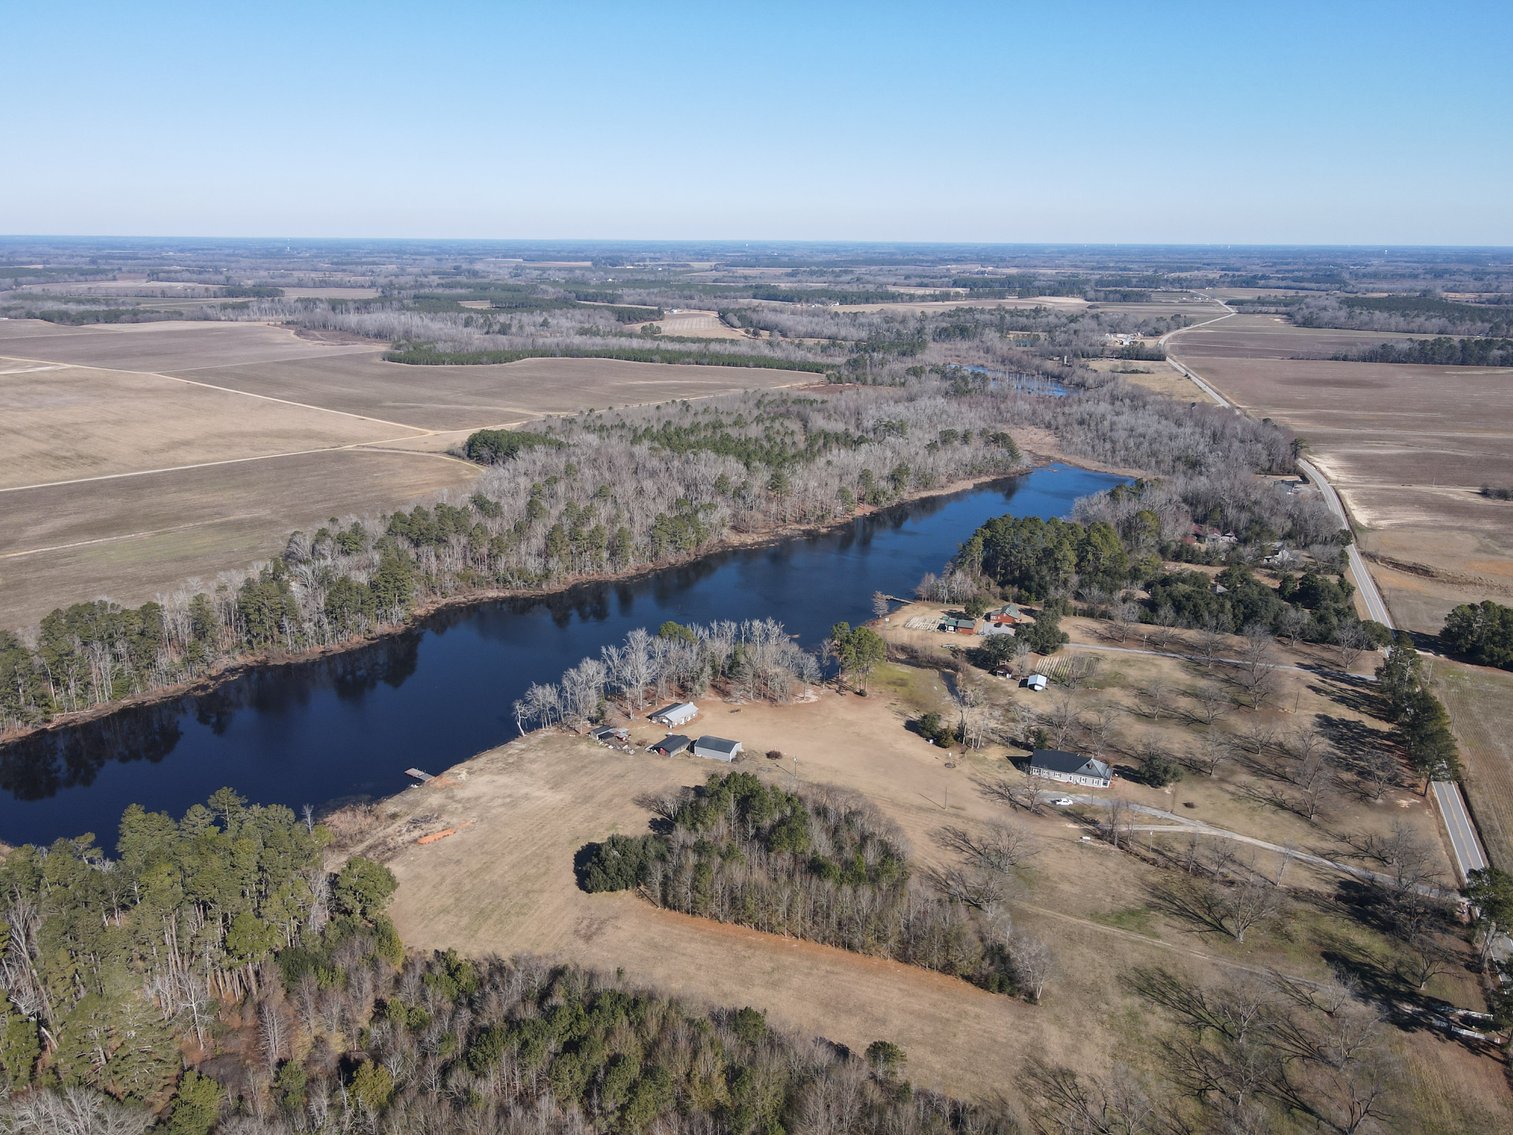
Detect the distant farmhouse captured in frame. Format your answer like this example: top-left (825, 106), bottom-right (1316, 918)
top-left (1027, 748), bottom-right (1113, 788)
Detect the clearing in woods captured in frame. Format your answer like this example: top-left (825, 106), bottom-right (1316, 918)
top-left (0, 319), bottom-right (811, 627)
top-left (1169, 315), bottom-right (1513, 632)
top-left (380, 649), bottom-right (1505, 1124)
top-left (636, 309), bottom-right (750, 339)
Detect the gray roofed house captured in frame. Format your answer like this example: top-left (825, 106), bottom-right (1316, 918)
top-left (650, 734), bottom-right (691, 756)
top-left (693, 736), bottom-right (743, 762)
top-left (649, 702), bottom-right (698, 727)
top-left (1027, 748), bottom-right (1112, 788)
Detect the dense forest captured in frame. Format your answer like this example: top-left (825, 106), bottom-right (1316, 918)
top-left (948, 512), bottom-right (1374, 648)
top-left (0, 792), bottom-right (399, 1127)
top-left (0, 793), bottom-right (1019, 1133)
top-left (577, 773), bottom-right (1044, 998)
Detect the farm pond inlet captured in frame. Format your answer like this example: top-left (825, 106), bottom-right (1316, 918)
top-left (0, 464), bottom-right (1126, 847)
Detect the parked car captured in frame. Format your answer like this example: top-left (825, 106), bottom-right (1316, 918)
top-left (1052, 797), bottom-right (1074, 807)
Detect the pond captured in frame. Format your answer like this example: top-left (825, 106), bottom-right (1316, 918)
top-left (0, 463), bottom-right (1126, 846)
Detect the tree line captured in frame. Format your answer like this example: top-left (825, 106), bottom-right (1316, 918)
top-left (1376, 636), bottom-right (1463, 790)
top-left (1331, 335), bottom-right (1513, 367)
top-left (1263, 294), bottom-right (1513, 337)
top-left (384, 342), bottom-right (832, 373)
top-left (578, 772), bottom-right (1046, 999)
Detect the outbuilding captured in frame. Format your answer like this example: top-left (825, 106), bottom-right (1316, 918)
top-left (986, 603), bottom-right (1029, 625)
top-left (940, 616), bottom-right (978, 635)
top-left (650, 735), bottom-right (691, 756)
top-left (649, 702), bottom-right (698, 728)
top-left (693, 736), bottom-right (743, 762)
top-left (1025, 673), bottom-right (1050, 692)
top-left (1027, 748), bottom-right (1113, 788)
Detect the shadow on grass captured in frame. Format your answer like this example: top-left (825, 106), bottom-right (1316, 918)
top-left (1145, 874), bottom-right (1232, 938)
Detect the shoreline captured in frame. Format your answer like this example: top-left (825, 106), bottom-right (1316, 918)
top-left (0, 458), bottom-right (1060, 748)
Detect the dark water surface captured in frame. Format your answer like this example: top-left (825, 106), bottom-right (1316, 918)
top-left (0, 464), bottom-right (1125, 847)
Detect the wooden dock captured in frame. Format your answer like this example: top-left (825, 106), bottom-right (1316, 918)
top-left (405, 768), bottom-right (433, 783)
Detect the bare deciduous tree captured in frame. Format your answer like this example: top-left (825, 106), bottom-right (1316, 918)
top-left (0, 1089), bottom-right (151, 1135)
top-left (1333, 620), bottom-right (1374, 670)
top-left (1217, 875), bottom-right (1279, 943)
top-left (1011, 932), bottom-right (1057, 1003)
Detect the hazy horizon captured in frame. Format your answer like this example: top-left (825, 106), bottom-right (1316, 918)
top-left (5, 235), bottom-right (1513, 252)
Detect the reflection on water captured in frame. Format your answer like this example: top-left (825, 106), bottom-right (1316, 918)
top-left (0, 464), bottom-right (1125, 846)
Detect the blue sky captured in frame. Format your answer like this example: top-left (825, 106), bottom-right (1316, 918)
top-left (4, 0), bottom-right (1510, 243)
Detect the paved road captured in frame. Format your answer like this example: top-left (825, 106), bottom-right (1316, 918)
top-left (1295, 456), bottom-right (1394, 628)
top-left (1164, 302), bottom-right (1492, 888)
top-left (1433, 780), bottom-right (1489, 878)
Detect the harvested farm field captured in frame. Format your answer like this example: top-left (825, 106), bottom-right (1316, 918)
top-left (0, 449), bottom-right (477, 628)
top-left (173, 352), bottom-right (809, 431)
top-left (0, 318), bottom-right (809, 625)
top-left (0, 319), bottom-right (380, 371)
top-left (639, 308), bottom-right (749, 339)
top-left (1171, 324), bottom-right (1513, 632)
top-left (1171, 312), bottom-right (1423, 359)
top-left (0, 362), bottom-right (399, 486)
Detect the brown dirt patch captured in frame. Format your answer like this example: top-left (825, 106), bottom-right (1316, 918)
top-left (1088, 358), bottom-right (1222, 404)
top-left (1171, 314), bottom-right (1425, 359)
